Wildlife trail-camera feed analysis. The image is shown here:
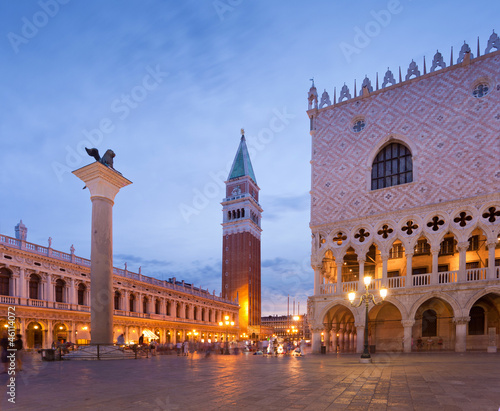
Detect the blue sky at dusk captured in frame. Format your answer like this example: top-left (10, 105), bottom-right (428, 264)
top-left (1, 0), bottom-right (498, 315)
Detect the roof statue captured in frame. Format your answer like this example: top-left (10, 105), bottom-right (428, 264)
top-left (85, 147), bottom-right (116, 169)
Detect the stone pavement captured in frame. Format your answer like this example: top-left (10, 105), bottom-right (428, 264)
top-left (2, 350), bottom-right (500, 410)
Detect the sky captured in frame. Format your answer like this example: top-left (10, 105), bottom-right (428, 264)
top-left (1, 0), bottom-right (499, 316)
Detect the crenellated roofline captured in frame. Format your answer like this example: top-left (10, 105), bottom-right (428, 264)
top-left (307, 30), bottom-right (500, 114)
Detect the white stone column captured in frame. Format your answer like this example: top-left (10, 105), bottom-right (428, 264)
top-left (454, 316), bottom-right (469, 352)
top-left (311, 326), bottom-right (323, 354)
top-left (46, 319), bottom-right (53, 349)
top-left (487, 242), bottom-right (497, 279)
top-left (324, 327), bottom-right (331, 352)
top-left (46, 275), bottom-right (53, 303)
top-left (69, 278), bottom-right (76, 305)
top-left (381, 253), bottom-right (389, 287)
top-left (457, 242), bottom-right (468, 283)
top-left (331, 329), bottom-right (337, 352)
top-left (336, 260), bottom-right (343, 294)
top-left (356, 325), bottom-right (364, 353)
top-left (430, 246), bottom-right (440, 285)
top-left (73, 162), bottom-right (132, 345)
top-left (358, 257), bottom-right (366, 289)
top-left (402, 320), bottom-right (414, 353)
top-left (405, 252), bottom-right (413, 288)
top-left (18, 268), bottom-right (26, 299)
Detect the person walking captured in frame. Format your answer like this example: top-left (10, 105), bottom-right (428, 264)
top-left (14, 334), bottom-right (23, 371)
top-left (183, 340), bottom-right (189, 356)
top-left (0, 331), bottom-right (8, 373)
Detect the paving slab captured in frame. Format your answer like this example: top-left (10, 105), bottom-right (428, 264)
top-left (1, 351), bottom-right (500, 410)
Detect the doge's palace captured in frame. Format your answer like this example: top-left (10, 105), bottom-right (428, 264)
top-left (306, 32), bottom-right (500, 354)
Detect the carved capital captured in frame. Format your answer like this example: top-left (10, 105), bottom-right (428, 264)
top-left (487, 241), bottom-right (498, 249)
top-left (430, 246), bottom-right (441, 255)
top-left (380, 253), bottom-right (389, 261)
top-left (310, 325), bottom-right (324, 333)
top-left (401, 320), bottom-right (415, 328)
top-left (453, 316), bottom-right (470, 325)
top-left (405, 251), bottom-right (414, 258)
top-left (457, 242), bottom-right (469, 252)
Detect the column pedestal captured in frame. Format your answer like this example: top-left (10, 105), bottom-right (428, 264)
top-left (73, 162), bottom-right (131, 345)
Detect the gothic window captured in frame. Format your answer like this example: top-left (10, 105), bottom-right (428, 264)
top-left (439, 237), bottom-right (455, 255)
top-left (55, 279), bottom-right (65, 303)
top-left (29, 274), bottom-right (40, 299)
top-left (389, 243), bottom-right (404, 259)
top-left (114, 291), bottom-right (121, 310)
top-left (371, 143), bottom-right (413, 190)
top-left (472, 83), bottom-right (489, 98)
top-left (0, 268), bottom-right (11, 296)
top-left (468, 306), bottom-right (485, 335)
top-left (468, 235), bottom-right (479, 251)
top-left (422, 309), bottom-right (437, 337)
top-left (414, 239), bottom-right (430, 255)
top-left (78, 283), bottom-right (86, 305)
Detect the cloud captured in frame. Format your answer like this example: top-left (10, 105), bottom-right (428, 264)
top-left (263, 193), bottom-right (310, 220)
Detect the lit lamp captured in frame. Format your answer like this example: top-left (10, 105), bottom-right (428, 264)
top-left (348, 275), bottom-right (387, 363)
top-left (219, 315), bottom-right (234, 355)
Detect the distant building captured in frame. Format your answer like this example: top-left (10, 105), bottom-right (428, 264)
top-left (0, 222), bottom-right (239, 349)
top-left (222, 132), bottom-right (263, 338)
top-left (261, 314), bottom-right (311, 341)
top-left (306, 33), bottom-right (500, 354)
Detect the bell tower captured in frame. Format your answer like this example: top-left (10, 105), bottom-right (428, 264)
top-left (222, 130), bottom-right (262, 335)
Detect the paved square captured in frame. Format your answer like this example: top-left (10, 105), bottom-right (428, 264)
top-left (2, 351), bottom-right (500, 410)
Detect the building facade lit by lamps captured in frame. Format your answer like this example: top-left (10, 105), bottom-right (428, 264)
top-left (306, 32), bottom-right (500, 354)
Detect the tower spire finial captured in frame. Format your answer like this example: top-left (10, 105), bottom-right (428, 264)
top-left (240, 128), bottom-right (245, 136)
top-left (309, 77), bottom-right (315, 87)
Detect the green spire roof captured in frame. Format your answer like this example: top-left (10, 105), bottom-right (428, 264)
top-left (228, 135), bottom-right (257, 183)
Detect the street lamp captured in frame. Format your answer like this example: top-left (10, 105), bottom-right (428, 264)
top-left (219, 315), bottom-right (234, 355)
top-left (348, 275), bottom-right (388, 363)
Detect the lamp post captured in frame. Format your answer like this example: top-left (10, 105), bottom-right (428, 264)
top-left (219, 315), bottom-right (234, 355)
top-left (348, 275), bottom-right (388, 363)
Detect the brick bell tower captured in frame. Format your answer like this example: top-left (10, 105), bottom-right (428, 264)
top-left (222, 130), bottom-right (262, 336)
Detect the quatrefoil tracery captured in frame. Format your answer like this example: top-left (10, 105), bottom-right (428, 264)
top-left (332, 232), bottom-right (347, 246)
top-left (453, 211), bottom-right (472, 227)
top-left (377, 224), bottom-right (393, 239)
top-left (402, 220), bottom-right (418, 235)
top-left (427, 216), bottom-right (444, 231)
top-left (354, 228), bottom-right (370, 243)
top-left (482, 207), bottom-right (500, 223)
